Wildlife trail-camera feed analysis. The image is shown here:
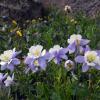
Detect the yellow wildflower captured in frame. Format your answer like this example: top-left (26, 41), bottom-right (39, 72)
top-left (12, 20), bottom-right (17, 25)
top-left (70, 19), bottom-right (77, 24)
top-left (16, 30), bottom-right (22, 37)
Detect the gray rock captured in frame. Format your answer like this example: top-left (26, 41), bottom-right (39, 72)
top-left (0, 0), bottom-right (44, 21)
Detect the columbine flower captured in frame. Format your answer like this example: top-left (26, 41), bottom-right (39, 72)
top-left (48, 45), bottom-right (68, 64)
top-left (67, 34), bottom-right (90, 54)
top-left (64, 60), bottom-right (74, 71)
top-left (0, 48), bottom-right (20, 72)
top-left (0, 73), bottom-right (8, 84)
top-left (24, 45), bottom-right (47, 73)
top-left (75, 51), bottom-right (100, 72)
top-left (4, 74), bottom-right (14, 87)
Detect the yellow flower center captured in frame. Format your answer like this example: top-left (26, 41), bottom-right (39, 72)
top-left (33, 50), bottom-right (40, 57)
top-left (87, 55), bottom-right (96, 63)
top-left (34, 60), bottom-right (39, 66)
top-left (2, 55), bottom-right (11, 62)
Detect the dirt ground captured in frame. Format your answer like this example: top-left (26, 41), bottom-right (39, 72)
top-left (0, 0), bottom-right (100, 20)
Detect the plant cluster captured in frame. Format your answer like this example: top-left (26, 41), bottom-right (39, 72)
top-left (0, 34), bottom-right (100, 99)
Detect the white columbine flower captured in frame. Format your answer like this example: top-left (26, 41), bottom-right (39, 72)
top-left (0, 48), bottom-right (16, 65)
top-left (25, 45), bottom-right (47, 73)
top-left (28, 45), bottom-right (46, 58)
top-left (68, 34), bottom-right (82, 44)
top-left (67, 34), bottom-right (90, 54)
top-left (0, 48), bottom-right (20, 72)
top-left (75, 50), bottom-right (100, 72)
top-left (4, 74), bottom-right (14, 87)
top-left (84, 51), bottom-right (98, 66)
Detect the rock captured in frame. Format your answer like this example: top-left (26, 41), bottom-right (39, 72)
top-left (0, 0), bottom-right (45, 21)
top-left (0, 0), bottom-right (100, 21)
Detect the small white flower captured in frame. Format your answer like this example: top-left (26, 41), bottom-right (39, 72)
top-left (65, 60), bottom-right (74, 71)
top-left (64, 5), bottom-right (71, 12)
top-left (68, 34), bottom-right (82, 44)
top-left (4, 74), bottom-right (14, 87)
top-left (85, 51), bottom-right (98, 66)
top-left (28, 45), bottom-right (46, 58)
top-left (49, 45), bottom-right (62, 53)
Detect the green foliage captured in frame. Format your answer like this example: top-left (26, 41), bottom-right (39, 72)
top-left (0, 8), bottom-right (100, 100)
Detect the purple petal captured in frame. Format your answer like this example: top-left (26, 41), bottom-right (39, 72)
top-left (54, 57), bottom-right (61, 64)
top-left (44, 52), bottom-right (53, 60)
top-left (67, 42), bottom-right (76, 53)
top-left (46, 52), bottom-right (54, 62)
top-left (29, 63), bottom-right (35, 70)
top-left (96, 50), bottom-right (100, 56)
top-left (95, 65), bottom-right (100, 70)
top-left (59, 54), bottom-right (68, 60)
top-left (59, 48), bottom-right (68, 54)
top-left (1, 64), bottom-right (7, 70)
top-left (82, 63), bottom-right (89, 72)
top-left (12, 51), bottom-right (21, 58)
top-left (58, 48), bottom-right (68, 60)
top-left (75, 56), bottom-right (85, 63)
top-left (38, 57), bottom-right (47, 70)
top-left (84, 45), bottom-right (91, 52)
top-left (80, 39), bottom-right (90, 46)
top-left (7, 64), bottom-right (14, 72)
top-left (12, 58), bottom-right (20, 65)
top-left (24, 57), bottom-right (33, 65)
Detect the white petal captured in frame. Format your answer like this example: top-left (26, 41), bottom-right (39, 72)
top-left (41, 49), bottom-right (46, 56)
top-left (0, 61), bottom-right (6, 65)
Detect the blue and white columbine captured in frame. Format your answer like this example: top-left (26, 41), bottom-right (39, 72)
top-left (48, 45), bottom-right (68, 64)
top-left (67, 34), bottom-right (90, 54)
top-left (75, 51), bottom-right (100, 72)
top-left (0, 48), bottom-right (20, 72)
top-left (24, 45), bottom-right (47, 73)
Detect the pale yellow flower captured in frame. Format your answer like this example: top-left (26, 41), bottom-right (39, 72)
top-left (12, 20), bottom-right (17, 25)
top-left (16, 30), bottom-right (22, 37)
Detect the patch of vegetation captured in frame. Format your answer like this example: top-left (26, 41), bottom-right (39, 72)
top-left (0, 8), bottom-right (100, 100)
